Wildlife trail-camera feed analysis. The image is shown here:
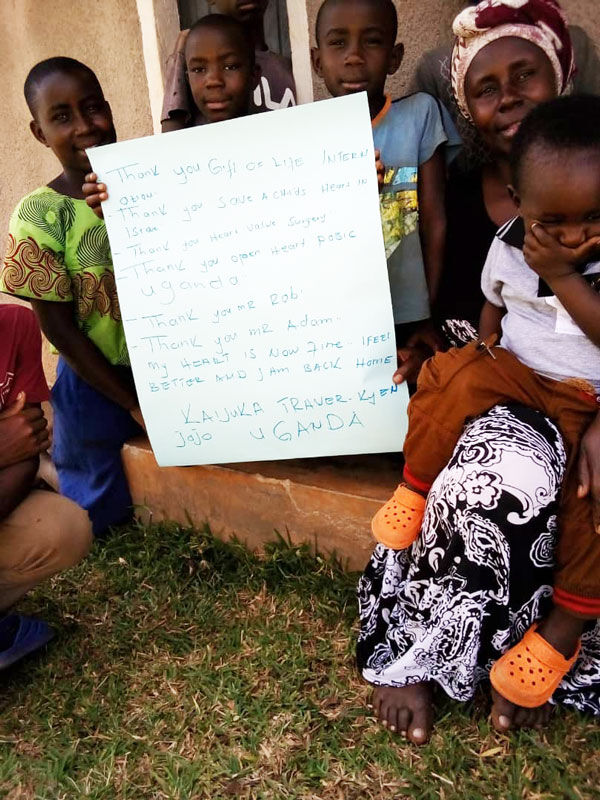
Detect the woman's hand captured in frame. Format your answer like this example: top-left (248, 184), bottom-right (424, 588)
top-left (392, 320), bottom-right (446, 385)
top-left (578, 411), bottom-right (600, 533)
top-left (393, 344), bottom-right (429, 385)
top-left (83, 173), bottom-right (108, 219)
top-left (406, 319), bottom-right (446, 355)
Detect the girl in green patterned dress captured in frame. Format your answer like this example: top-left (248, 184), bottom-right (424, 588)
top-left (1, 57), bottom-right (143, 535)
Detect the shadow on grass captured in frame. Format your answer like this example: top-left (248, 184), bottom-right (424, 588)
top-left (98, 519), bottom-right (359, 624)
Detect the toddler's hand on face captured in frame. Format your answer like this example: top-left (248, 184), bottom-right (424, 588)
top-left (524, 222), bottom-right (600, 287)
top-left (375, 149), bottom-right (385, 192)
top-left (83, 173), bottom-right (108, 219)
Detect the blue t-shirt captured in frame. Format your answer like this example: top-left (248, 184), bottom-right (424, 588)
top-left (373, 93), bottom-right (451, 324)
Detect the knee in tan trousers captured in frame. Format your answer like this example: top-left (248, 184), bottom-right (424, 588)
top-left (0, 490), bottom-right (93, 611)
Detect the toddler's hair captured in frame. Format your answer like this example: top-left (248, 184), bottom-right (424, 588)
top-left (510, 95), bottom-right (600, 189)
top-left (315, 0), bottom-right (398, 44)
top-left (187, 13), bottom-right (255, 67)
top-left (24, 57), bottom-right (102, 116)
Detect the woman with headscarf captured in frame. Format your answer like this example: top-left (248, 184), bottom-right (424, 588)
top-left (436, 0), bottom-right (576, 344)
top-left (409, 1), bottom-right (600, 137)
top-left (357, 0), bottom-right (600, 745)
top-left (396, 0), bottom-right (576, 376)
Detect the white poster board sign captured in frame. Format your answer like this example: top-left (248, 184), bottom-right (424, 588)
top-left (89, 93), bottom-right (407, 466)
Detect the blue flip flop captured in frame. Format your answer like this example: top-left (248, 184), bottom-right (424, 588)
top-left (0, 614), bottom-right (55, 670)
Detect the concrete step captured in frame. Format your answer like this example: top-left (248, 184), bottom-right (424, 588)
top-left (122, 436), bottom-right (401, 570)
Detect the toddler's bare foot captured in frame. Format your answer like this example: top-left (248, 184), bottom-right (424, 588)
top-left (370, 682), bottom-right (434, 745)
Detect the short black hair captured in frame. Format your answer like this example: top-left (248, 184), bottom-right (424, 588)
top-left (510, 95), bottom-right (600, 189)
top-left (24, 57), bottom-right (102, 117)
top-left (186, 13), bottom-right (255, 66)
top-left (315, 0), bottom-right (398, 45)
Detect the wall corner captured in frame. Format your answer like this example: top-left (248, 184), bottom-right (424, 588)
top-left (136, 0), bottom-right (181, 133)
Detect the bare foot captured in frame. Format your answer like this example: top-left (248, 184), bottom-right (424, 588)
top-left (490, 687), bottom-right (553, 731)
top-left (369, 683), bottom-right (434, 745)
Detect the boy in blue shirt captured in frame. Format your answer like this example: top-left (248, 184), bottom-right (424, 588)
top-left (312, 0), bottom-right (454, 373)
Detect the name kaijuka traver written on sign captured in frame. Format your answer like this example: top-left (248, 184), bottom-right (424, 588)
top-left (89, 93), bottom-right (407, 466)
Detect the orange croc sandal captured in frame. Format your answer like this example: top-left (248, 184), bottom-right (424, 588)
top-left (490, 624), bottom-right (581, 708)
top-left (371, 483), bottom-right (427, 550)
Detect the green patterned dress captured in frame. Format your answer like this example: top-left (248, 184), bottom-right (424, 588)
top-left (1, 186), bottom-right (128, 366)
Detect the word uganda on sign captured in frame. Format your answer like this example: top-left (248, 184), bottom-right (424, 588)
top-left (88, 93), bottom-right (407, 466)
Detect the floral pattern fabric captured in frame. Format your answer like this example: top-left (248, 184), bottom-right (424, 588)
top-left (1, 187), bottom-right (128, 366)
top-left (357, 404), bottom-right (600, 715)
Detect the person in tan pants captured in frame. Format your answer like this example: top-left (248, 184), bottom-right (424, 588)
top-left (0, 304), bottom-right (92, 668)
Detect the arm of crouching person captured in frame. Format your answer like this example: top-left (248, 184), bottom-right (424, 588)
top-left (0, 393), bottom-right (49, 519)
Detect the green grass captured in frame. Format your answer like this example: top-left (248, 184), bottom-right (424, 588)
top-left (1, 522), bottom-right (599, 800)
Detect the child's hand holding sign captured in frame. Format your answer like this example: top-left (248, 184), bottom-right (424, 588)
top-left (82, 172), bottom-right (107, 219)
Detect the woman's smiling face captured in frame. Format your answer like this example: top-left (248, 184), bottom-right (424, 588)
top-left (465, 36), bottom-right (558, 157)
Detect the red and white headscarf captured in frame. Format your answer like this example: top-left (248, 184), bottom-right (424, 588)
top-left (451, 0), bottom-right (575, 122)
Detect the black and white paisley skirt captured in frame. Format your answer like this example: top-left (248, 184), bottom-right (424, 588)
top-left (357, 404), bottom-right (600, 715)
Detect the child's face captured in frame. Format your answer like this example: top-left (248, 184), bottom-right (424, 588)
top-left (311, 0), bottom-right (402, 105)
top-left (186, 26), bottom-right (255, 123)
top-left (464, 37), bottom-right (557, 157)
top-left (211, 0), bottom-right (268, 25)
top-left (513, 148), bottom-right (600, 250)
top-left (30, 70), bottom-right (115, 175)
